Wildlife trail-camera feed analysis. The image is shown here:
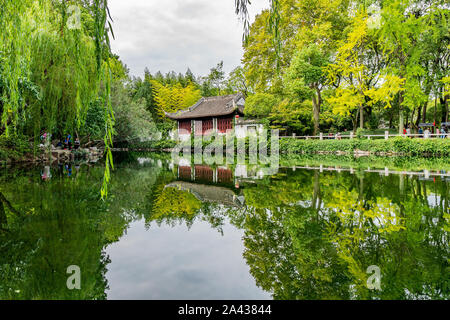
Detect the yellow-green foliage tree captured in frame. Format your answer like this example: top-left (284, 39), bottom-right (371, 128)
top-left (153, 187), bottom-right (202, 218)
top-left (242, 0), bottom-right (351, 134)
top-left (150, 81), bottom-right (201, 119)
top-left (327, 11), bottom-right (373, 130)
top-left (242, 0), bottom-right (299, 94)
top-left (327, 10), bottom-right (404, 130)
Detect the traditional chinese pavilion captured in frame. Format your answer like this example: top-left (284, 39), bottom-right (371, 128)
top-left (164, 93), bottom-right (246, 138)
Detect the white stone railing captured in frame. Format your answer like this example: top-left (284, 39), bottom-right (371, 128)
top-left (281, 132), bottom-right (449, 140)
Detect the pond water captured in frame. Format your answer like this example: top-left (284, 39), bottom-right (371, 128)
top-left (0, 153), bottom-right (448, 300)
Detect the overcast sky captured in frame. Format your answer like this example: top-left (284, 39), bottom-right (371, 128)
top-left (108, 0), bottom-right (269, 79)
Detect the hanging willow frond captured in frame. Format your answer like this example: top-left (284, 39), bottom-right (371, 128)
top-left (235, 0), bottom-right (282, 69)
top-left (268, 0), bottom-right (281, 70)
top-left (0, 0), bottom-right (115, 199)
top-left (92, 0), bottom-right (115, 199)
top-left (235, 0), bottom-right (252, 42)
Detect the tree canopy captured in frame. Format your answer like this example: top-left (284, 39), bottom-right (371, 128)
top-left (242, 0), bottom-right (449, 135)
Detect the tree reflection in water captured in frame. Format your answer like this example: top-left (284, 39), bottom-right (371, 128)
top-left (0, 154), bottom-right (448, 299)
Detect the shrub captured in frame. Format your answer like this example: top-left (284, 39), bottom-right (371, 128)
top-left (127, 139), bottom-right (177, 150)
top-left (0, 134), bottom-right (32, 162)
top-left (280, 136), bottom-right (450, 156)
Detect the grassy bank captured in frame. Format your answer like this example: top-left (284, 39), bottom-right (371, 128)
top-left (114, 139), bottom-right (177, 151)
top-left (280, 154), bottom-right (450, 172)
top-left (280, 137), bottom-right (450, 156)
top-left (116, 136), bottom-right (450, 158)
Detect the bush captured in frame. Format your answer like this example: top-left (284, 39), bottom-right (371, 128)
top-left (0, 134), bottom-right (32, 162)
top-left (116, 135), bottom-right (450, 157)
top-left (173, 134), bottom-right (264, 155)
top-left (280, 154), bottom-right (450, 172)
top-left (280, 136), bottom-right (450, 156)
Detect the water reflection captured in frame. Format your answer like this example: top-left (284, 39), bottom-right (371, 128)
top-left (0, 154), bottom-right (448, 300)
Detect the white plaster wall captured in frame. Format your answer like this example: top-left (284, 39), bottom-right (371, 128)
top-left (235, 125), bottom-right (246, 139)
top-left (235, 164), bottom-right (248, 178)
top-left (178, 158), bottom-right (191, 167)
top-left (178, 132), bottom-right (191, 142)
top-left (235, 124), bottom-right (264, 138)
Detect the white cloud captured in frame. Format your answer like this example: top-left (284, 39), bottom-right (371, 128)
top-left (108, 0), bottom-right (269, 78)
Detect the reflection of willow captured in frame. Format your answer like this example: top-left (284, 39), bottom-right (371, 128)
top-left (239, 170), bottom-right (449, 300)
top-left (0, 192), bottom-right (21, 231)
top-left (0, 168), bottom-right (128, 300)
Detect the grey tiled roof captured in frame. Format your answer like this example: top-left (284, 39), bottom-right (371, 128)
top-left (165, 93), bottom-right (245, 120)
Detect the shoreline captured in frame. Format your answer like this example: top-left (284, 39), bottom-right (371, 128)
top-left (2, 136), bottom-right (450, 165)
top-left (0, 146), bottom-right (105, 165)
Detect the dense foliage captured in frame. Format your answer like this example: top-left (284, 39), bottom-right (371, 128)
top-left (0, 0), bottom-right (115, 196)
top-left (0, 153), bottom-right (448, 299)
top-left (280, 136), bottom-right (450, 155)
top-left (242, 0), bottom-right (449, 135)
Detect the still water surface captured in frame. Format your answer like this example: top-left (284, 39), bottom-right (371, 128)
top-left (0, 153), bottom-right (448, 299)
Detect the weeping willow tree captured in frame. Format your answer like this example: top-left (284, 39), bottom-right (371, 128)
top-left (0, 0), bottom-right (279, 198)
top-left (0, 0), bottom-right (114, 197)
top-left (235, 0), bottom-right (281, 67)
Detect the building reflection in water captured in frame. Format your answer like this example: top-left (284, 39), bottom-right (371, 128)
top-left (171, 160), bottom-right (257, 207)
top-left (174, 158), bottom-right (277, 186)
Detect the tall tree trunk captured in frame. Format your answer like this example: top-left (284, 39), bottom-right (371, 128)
top-left (359, 105), bottom-right (364, 129)
top-left (445, 93), bottom-right (449, 122)
top-left (399, 107), bottom-right (404, 134)
top-left (416, 104), bottom-right (422, 128)
top-left (388, 108), bottom-right (394, 129)
top-left (312, 93), bottom-right (320, 136)
top-left (422, 101), bottom-right (427, 123)
top-left (399, 93), bottom-right (404, 134)
top-left (354, 109), bottom-right (360, 132)
top-left (434, 93), bottom-right (437, 127)
top-left (312, 171), bottom-right (320, 210)
top-left (406, 110), bottom-right (410, 129)
top-left (421, 81), bottom-right (432, 124)
top-left (409, 108), bottom-right (415, 129)
top-left (441, 87), bottom-right (449, 123)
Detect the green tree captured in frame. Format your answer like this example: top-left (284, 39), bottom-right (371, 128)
top-left (225, 66), bottom-right (251, 96)
top-left (111, 81), bottom-right (156, 143)
top-left (244, 93), bottom-right (279, 118)
top-left (151, 81), bottom-right (202, 119)
top-left (285, 45), bottom-right (330, 135)
top-left (378, 0), bottom-right (430, 133)
top-left (202, 61), bottom-right (226, 96)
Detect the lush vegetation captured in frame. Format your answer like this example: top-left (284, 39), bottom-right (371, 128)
top-left (238, 167), bottom-right (448, 299)
top-left (242, 0), bottom-right (449, 136)
top-left (1, 0), bottom-right (449, 185)
top-left (280, 153), bottom-right (450, 171)
top-left (0, 1), bottom-right (253, 178)
top-left (3, 154), bottom-right (447, 299)
top-left (0, 0), bottom-right (116, 195)
top-left (280, 136), bottom-right (450, 155)
top-left (0, 157), bottom-right (167, 299)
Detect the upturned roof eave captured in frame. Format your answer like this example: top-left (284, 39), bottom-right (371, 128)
top-left (165, 108), bottom-right (243, 120)
top-left (164, 93), bottom-right (245, 120)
